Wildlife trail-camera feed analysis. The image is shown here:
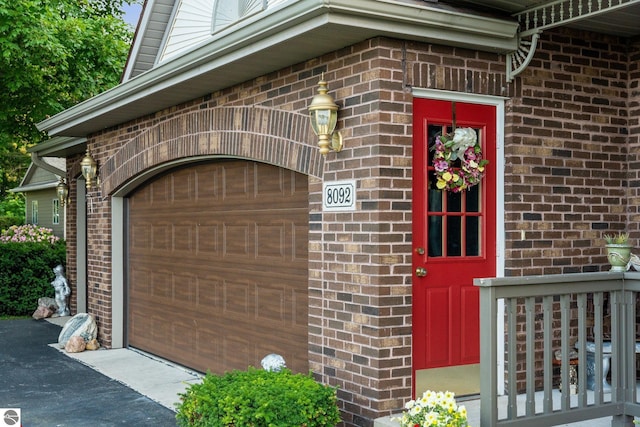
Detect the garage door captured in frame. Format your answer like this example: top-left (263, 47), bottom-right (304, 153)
top-left (127, 160), bottom-right (309, 374)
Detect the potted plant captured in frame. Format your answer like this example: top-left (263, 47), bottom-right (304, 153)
top-left (604, 232), bottom-right (632, 272)
top-left (396, 390), bottom-right (469, 427)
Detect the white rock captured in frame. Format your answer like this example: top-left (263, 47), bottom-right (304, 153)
top-left (58, 313), bottom-right (97, 348)
top-left (261, 353), bottom-right (286, 372)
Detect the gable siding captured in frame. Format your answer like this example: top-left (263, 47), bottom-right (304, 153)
top-left (25, 189), bottom-right (64, 238)
top-left (30, 167), bottom-right (55, 183)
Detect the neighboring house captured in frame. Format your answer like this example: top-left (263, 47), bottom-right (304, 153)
top-left (10, 157), bottom-right (66, 239)
top-left (30, 0), bottom-right (640, 425)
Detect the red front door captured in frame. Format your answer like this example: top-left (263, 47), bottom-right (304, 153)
top-left (412, 98), bottom-right (497, 391)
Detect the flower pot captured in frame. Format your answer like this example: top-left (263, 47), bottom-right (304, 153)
top-left (606, 244), bottom-right (632, 271)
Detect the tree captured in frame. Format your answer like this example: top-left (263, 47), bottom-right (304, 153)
top-left (0, 192), bottom-right (25, 231)
top-left (0, 0), bottom-right (135, 197)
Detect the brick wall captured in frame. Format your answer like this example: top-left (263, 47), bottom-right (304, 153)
top-left (504, 28), bottom-right (630, 277)
top-left (629, 39), bottom-right (640, 232)
top-left (63, 28), bottom-right (638, 426)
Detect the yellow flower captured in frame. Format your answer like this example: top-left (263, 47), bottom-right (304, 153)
top-left (442, 171), bottom-right (452, 181)
top-left (451, 173), bottom-right (460, 182)
top-left (458, 405), bottom-right (467, 417)
top-left (436, 179), bottom-right (447, 190)
top-left (426, 412), bottom-right (438, 425)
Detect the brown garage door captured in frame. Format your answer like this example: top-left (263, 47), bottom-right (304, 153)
top-left (127, 160), bottom-right (309, 374)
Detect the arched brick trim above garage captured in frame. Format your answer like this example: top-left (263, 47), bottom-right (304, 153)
top-left (100, 106), bottom-right (323, 195)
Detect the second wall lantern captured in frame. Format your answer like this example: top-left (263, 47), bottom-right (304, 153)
top-left (308, 75), bottom-right (343, 156)
top-left (56, 178), bottom-right (69, 206)
top-left (81, 148), bottom-right (98, 190)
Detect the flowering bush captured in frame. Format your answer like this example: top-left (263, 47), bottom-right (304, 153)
top-left (396, 390), bottom-right (469, 427)
top-left (432, 127), bottom-right (488, 193)
top-left (0, 224), bottom-right (60, 244)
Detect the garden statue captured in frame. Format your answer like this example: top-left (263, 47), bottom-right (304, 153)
top-left (51, 264), bottom-right (70, 317)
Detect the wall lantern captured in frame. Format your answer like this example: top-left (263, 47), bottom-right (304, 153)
top-left (308, 75), bottom-right (343, 156)
top-left (80, 148), bottom-right (98, 190)
top-left (56, 178), bottom-right (69, 206)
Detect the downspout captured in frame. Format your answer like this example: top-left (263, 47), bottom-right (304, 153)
top-left (30, 151), bottom-right (66, 177)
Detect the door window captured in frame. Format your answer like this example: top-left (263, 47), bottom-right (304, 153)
top-left (426, 125), bottom-right (482, 258)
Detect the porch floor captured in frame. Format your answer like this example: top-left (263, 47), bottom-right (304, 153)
top-left (375, 388), bottom-right (638, 427)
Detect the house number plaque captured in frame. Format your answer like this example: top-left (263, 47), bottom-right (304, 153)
top-left (322, 180), bottom-right (356, 211)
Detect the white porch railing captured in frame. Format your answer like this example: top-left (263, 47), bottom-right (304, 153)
top-left (475, 272), bottom-right (640, 427)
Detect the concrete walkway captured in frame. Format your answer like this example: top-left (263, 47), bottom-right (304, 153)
top-left (46, 316), bottom-right (202, 411)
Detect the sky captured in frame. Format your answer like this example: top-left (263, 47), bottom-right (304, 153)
top-left (122, 2), bottom-right (143, 27)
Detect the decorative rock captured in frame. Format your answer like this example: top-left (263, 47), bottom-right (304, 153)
top-left (32, 297), bottom-right (59, 320)
top-left (85, 338), bottom-right (100, 351)
top-left (32, 305), bottom-right (55, 320)
top-left (64, 335), bottom-right (86, 353)
top-left (58, 313), bottom-right (97, 348)
top-left (38, 297), bottom-right (58, 310)
top-left (261, 353), bottom-right (286, 372)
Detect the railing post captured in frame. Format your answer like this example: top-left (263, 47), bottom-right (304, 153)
top-left (608, 288), bottom-right (634, 427)
top-left (611, 288), bottom-right (635, 427)
top-left (477, 278), bottom-right (498, 427)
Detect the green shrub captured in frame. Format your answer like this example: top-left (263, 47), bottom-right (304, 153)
top-left (0, 195), bottom-right (25, 231)
top-left (176, 368), bottom-right (341, 427)
top-left (0, 215), bottom-right (23, 232)
top-left (0, 233), bottom-right (66, 316)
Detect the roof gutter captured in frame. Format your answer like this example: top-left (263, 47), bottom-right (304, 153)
top-left (30, 151), bottom-right (65, 177)
top-left (29, 136), bottom-right (87, 158)
top-left (10, 180), bottom-right (60, 193)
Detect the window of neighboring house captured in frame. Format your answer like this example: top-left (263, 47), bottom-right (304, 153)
top-left (52, 199), bottom-right (60, 225)
top-left (31, 200), bottom-right (38, 224)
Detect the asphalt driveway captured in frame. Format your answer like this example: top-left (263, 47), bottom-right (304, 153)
top-left (0, 318), bottom-right (178, 426)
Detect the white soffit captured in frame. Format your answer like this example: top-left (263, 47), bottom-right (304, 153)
top-left (36, 0), bottom-right (518, 141)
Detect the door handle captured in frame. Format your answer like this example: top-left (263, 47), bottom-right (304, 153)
top-left (415, 267), bottom-right (427, 277)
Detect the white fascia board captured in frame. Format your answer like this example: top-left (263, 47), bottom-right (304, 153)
top-left (37, 0), bottom-right (518, 138)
